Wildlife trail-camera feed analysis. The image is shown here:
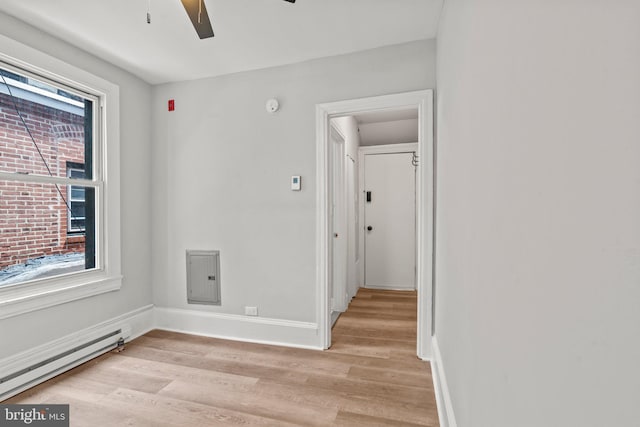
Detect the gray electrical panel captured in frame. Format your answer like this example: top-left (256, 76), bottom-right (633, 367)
top-left (186, 250), bottom-right (221, 305)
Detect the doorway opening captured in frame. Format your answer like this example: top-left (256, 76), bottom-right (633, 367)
top-left (315, 90), bottom-right (434, 359)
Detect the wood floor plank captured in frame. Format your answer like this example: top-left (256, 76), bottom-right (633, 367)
top-left (303, 373), bottom-right (429, 408)
top-left (339, 396), bottom-right (437, 426)
top-left (64, 363), bottom-right (173, 394)
top-left (334, 315), bottom-right (417, 329)
top-left (332, 325), bottom-right (417, 341)
top-left (326, 351), bottom-right (431, 373)
top-left (5, 288), bottom-right (439, 426)
top-left (44, 393), bottom-right (172, 427)
top-left (118, 344), bottom-right (311, 385)
top-left (348, 299), bottom-right (415, 310)
top-left (335, 410), bottom-right (436, 427)
top-left (192, 333), bottom-right (429, 374)
top-left (159, 380), bottom-right (338, 426)
top-left (253, 378), bottom-right (436, 426)
top-left (101, 388), bottom-right (298, 426)
top-left (347, 365), bottom-right (432, 389)
top-left (30, 377), bottom-right (117, 404)
top-left (199, 344), bottom-right (352, 377)
top-left (339, 306), bottom-right (417, 319)
top-left (128, 335), bottom-right (216, 356)
top-left (100, 354), bottom-right (259, 390)
top-left (4, 368), bottom-right (117, 405)
top-left (329, 334), bottom-right (416, 359)
top-left (328, 339), bottom-right (392, 358)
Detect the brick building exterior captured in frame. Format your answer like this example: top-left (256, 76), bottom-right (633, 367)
top-left (0, 91), bottom-right (86, 270)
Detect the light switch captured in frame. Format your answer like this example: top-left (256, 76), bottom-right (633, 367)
top-left (291, 175), bottom-right (301, 191)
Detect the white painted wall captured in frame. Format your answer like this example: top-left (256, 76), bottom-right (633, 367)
top-left (151, 40), bottom-right (435, 330)
top-left (0, 12), bottom-right (152, 359)
top-left (435, 1), bottom-right (640, 426)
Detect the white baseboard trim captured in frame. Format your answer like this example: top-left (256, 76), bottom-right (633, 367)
top-left (432, 335), bottom-right (457, 427)
top-left (331, 310), bottom-right (341, 327)
top-left (0, 304), bottom-right (154, 401)
top-left (123, 304), bottom-right (156, 341)
top-left (154, 307), bottom-right (321, 350)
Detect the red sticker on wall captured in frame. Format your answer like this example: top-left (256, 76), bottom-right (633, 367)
top-left (168, 99), bottom-right (175, 111)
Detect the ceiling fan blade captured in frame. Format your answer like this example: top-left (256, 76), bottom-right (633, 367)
top-left (283, 0), bottom-right (296, 2)
top-left (180, 0), bottom-right (215, 39)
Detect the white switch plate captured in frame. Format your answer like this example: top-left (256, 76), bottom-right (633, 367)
top-left (245, 306), bottom-right (258, 316)
top-left (291, 175), bottom-right (301, 191)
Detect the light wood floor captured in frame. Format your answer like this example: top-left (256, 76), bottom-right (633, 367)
top-left (6, 288), bottom-right (439, 426)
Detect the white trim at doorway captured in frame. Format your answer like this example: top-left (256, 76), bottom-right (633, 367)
top-left (315, 90), bottom-right (434, 360)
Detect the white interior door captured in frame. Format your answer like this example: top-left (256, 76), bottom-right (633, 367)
top-left (364, 152), bottom-right (416, 290)
top-left (330, 129), bottom-right (348, 312)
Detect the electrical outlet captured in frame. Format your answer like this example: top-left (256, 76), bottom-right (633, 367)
top-left (245, 306), bottom-right (258, 316)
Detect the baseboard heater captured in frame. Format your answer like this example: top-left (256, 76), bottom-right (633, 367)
top-left (0, 325), bottom-right (131, 401)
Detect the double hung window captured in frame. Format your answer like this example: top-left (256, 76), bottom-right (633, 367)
top-left (0, 38), bottom-right (121, 319)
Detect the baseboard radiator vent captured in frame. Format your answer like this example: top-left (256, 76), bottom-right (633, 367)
top-left (0, 324), bottom-right (131, 401)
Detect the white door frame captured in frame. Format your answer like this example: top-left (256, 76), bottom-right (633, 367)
top-left (360, 143), bottom-right (418, 290)
top-left (315, 90), bottom-right (434, 359)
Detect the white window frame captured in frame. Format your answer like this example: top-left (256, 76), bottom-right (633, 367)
top-left (0, 34), bottom-right (122, 320)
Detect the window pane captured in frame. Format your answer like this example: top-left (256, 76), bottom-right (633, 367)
top-left (70, 219), bottom-right (85, 232)
top-left (70, 203), bottom-right (85, 218)
top-left (69, 169), bottom-right (85, 179)
top-left (0, 65), bottom-right (91, 179)
top-left (70, 187), bottom-right (85, 200)
top-left (0, 180), bottom-right (96, 287)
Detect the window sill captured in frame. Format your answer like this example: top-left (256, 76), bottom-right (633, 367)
top-left (0, 273), bottom-right (122, 320)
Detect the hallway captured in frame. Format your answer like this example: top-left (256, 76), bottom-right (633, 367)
top-left (330, 288), bottom-right (438, 424)
top-left (332, 288), bottom-right (420, 358)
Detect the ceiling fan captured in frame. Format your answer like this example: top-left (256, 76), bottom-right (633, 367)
top-left (179, 0), bottom-right (296, 39)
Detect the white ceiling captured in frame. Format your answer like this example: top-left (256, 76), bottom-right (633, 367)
top-left (354, 108), bottom-right (418, 125)
top-left (358, 119), bottom-right (419, 146)
top-left (0, 0), bottom-right (443, 85)
top-left (352, 108), bottom-right (418, 146)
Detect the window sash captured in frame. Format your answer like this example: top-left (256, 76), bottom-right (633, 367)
top-left (0, 63), bottom-right (100, 279)
top-left (0, 172), bottom-right (97, 187)
top-left (0, 60), bottom-right (101, 182)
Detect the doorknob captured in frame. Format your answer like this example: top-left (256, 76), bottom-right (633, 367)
top-left (367, 226), bottom-right (373, 231)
